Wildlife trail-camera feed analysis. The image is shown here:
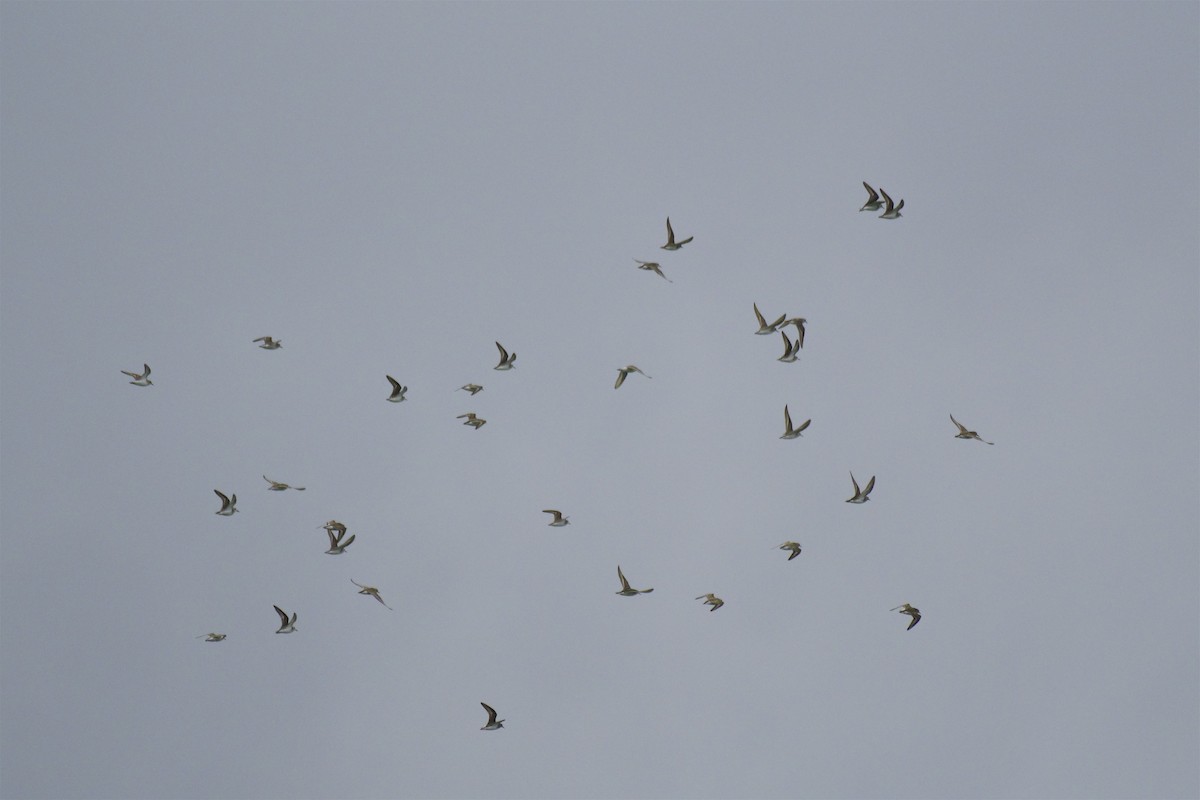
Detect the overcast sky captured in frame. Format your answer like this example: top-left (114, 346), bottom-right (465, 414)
top-left (2, 3), bottom-right (1197, 799)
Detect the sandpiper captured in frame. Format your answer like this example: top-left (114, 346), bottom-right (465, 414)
top-left (782, 317), bottom-right (807, 349)
top-left (660, 217), bottom-right (693, 251)
top-left (695, 593), bottom-right (724, 612)
top-left (778, 541), bottom-right (803, 561)
top-left (273, 605), bottom-right (297, 634)
top-left (780, 405), bottom-right (810, 439)
top-left (777, 330), bottom-right (800, 363)
top-left (320, 520), bottom-right (347, 537)
top-left (860, 182), bottom-right (884, 212)
top-left (878, 188), bottom-right (904, 219)
top-left (493, 342), bottom-right (516, 370)
top-left (458, 384), bottom-right (484, 395)
top-left (121, 364), bottom-right (153, 386)
top-left (846, 472), bottom-right (875, 504)
top-left (753, 303), bottom-right (787, 335)
top-left (351, 579), bottom-right (393, 610)
top-left (480, 702), bottom-right (505, 731)
top-left (614, 365), bottom-right (652, 389)
top-left (263, 475), bottom-right (305, 491)
top-left (386, 376), bottom-right (408, 403)
top-left (457, 412), bottom-right (486, 429)
top-left (542, 509), bottom-right (570, 527)
top-left (214, 490), bottom-right (238, 516)
top-left (325, 526), bottom-right (356, 554)
top-left (634, 259), bottom-right (672, 282)
top-left (253, 336), bottom-right (282, 350)
top-left (196, 633), bottom-right (227, 642)
top-left (950, 414), bottom-right (994, 445)
top-left (615, 565), bottom-right (653, 596)
top-left (891, 603), bottom-right (921, 630)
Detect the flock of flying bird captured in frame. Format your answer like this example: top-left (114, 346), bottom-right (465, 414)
top-left (123, 183), bottom-right (1000, 731)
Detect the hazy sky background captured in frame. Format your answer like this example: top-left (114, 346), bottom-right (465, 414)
top-left (2, 3), bottom-right (1197, 799)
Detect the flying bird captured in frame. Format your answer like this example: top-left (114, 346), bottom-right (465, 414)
top-left (457, 412), bottom-right (486, 429)
top-left (780, 405), bottom-right (810, 439)
top-left (196, 633), bottom-right (226, 642)
top-left (253, 336), bottom-right (282, 350)
top-left (382, 376), bottom-right (407, 403)
top-left (351, 579), bottom-right (393, 610)
top-left (878, 188), bottom-right (904, 219)
top-left (753, 303), bottom-right (787, 335)
top-left (777, 329), bottom-right (800, 363)
top-left (614, 365), bottom-right (652, 389)
top-left (950, 414), bottom-right (994, 445)
top-left (615, 565), bottom-right (653, 596)
top-left (782, 317), bottom-right (807, 349)
top-left (891, 603), bottom-right (921, 630)
top-left (859, 181), bottom-right (884, 212)
top-left (458, 384), bottom-right (483, 395)
top-left (121, 364), bottom-right (153, 386)
top-left (480, 702), bottom-right (505, 731)
top-left (695, 593), bottom-right (724, 612)
top-left (263, 475), bottom-right (305, 491)
top-left (325, 526), bottom-right (356, 554)
top-left (213, 490), bottom-right (238, 516)
top-left (542, 509), bottom-right (570, 527)
top-left (273, 605), bottom-right (297, 634)
top-left (493, 342), bottom-right (516, 370)
top-left (846, 472), bottom-right (875, 504)
top-left (778, 541), bottom-right (803, 561)
top-left (320, 520), bottom-right (347, 537)
top-left (634, 259), bottom-right (672, 282)
top-left (660, 217), bottom-right (693, 251)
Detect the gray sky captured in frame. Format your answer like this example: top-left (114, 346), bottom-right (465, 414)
top-left (2, 3), bottom-right (1197, 799)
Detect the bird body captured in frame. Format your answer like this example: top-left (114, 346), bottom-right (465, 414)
top-left (780, 405), bottom-right (811, 439)
top-left (753, 303), bottom-right (787, 335)
top-left (616, 565), bottom-right (653, 595)
top-left (614, 365), bottom-right (651, 389)
top-left (696, 593), bottom-right (724, 611)
top-left (458, 384), bottom-right (483, 395)
top-left (121, 364), bottom-right (153, 386)
top-left (950, 414), bottom-right (994, 444)
top-left (264, 475), bottom-right (305, 491)
top-left (480, 702), bottom-right (505, 730)
top-left (860, 182), bottom-right (884, 212)
top-left (846, 472), bottom-right (875, 503)
top-left (660, 217), bottom-right (693, 250)
top-left (778, 541), bottom-right (802, 560)
top-left (493, 342), bottom-right (516, 370)
top-left (634, 259), bottom-right (672, 282)
top-left (351, 579), bottom-right (393, 609)
top-left (325, 526), bottom-right (356, 554)
top-left (457, 412), bottom-right (486, 429)
top-left (386, 376), bottom-right (408, 402)
top-left (253, 336), bottom-right (282, 350)
top-left (214, 490), bottom-right (238, 515)
top-left (542, 509), bottom-right (570, 527)
top-left (878, 188), bottom-right (904, 219)
top-left (273, 605), bottom-right (297, 633)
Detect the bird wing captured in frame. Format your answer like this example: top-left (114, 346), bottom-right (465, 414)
top-left (783, 405), bottom-right (793, 432)
top-left (753, 302), bottom-right (767, 327)
top-left (495, 342), bottom-right (508, 362)
top-left (906, 611), bottom-right (920, 630)
top-left (274, 605), bottom-right (289, 626)
top-left (863, 476), bottom-right (875, 496)
top-left (796, 418), bottom-right (811, 433)
top-left (614, 370), bottom-right (627, 389)
top-left (779, 330), bottom-right (793, 356)
top-left (862, 181), bottom-right (880, 202)
top-left (617, 565), bottom-right (631, 591)
top-left (849, 472), bottom-right (862, 496)
top-left (214, 490), bottom-right (230, 507)
top-left (665, 217), bottom-right (675, 245)
top-left (950, 414), bottom-right (969, 434)
top-left (481, 702), bottom-right (498, 724)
